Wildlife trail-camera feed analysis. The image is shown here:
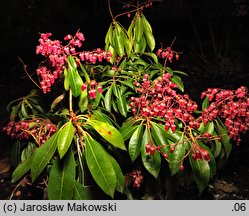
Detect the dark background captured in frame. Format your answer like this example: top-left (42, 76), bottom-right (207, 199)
top-left (0, 0), bottom-right (249, 199)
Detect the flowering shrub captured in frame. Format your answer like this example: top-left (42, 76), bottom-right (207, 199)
top-left (3, 0), bottom-right (249, 199)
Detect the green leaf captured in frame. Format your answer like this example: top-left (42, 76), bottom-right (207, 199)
top-left (150, 122), bottom-right (169, 150)
top-left (119, 119), bottom-right (138, 141)
top-left (213, 132), bottom-right (222, 157)
top-left (85, 135), bottom-right (117, 198)
top-left (48, 148), bottom-right (75, 200)
top-left (143, 52), bottom-right (158, 64)
top-left (73, 181), bottom-right (95, 200)
top-left (21, 142), bottom-right (37, 161)
top-left (142, 15), bottom-right (155, 51)
top-left (63, 68), bottom-right (69, 90)
top-left (202, 96), bottom-right (209, 110)
top-left (90, 110), bottom-right (114, 126)
top-left (128, 124), bottom-right (143, 161)
top-left (206, 121), bottom-right (215, 135)
top-left (21, 102), bottom-right (29, 117)
top-left (141, 126), bottom-right (161, 178)
top-left (79, 62), bottom-right (90, 83)
top-left (171, 75), bottom-right (184, 92)
top-left (105, 24), bottom-right (113, 45)
top-left (91, 91), bottom-right (103, 109)
top-left (12, 155), bottom-right (33, 183)
top-left (134, 15), bottom-right (143, 43)
top-left (88, 119), bottom-right (126, 150)
top-left (119, 80), bottom-right (135, 90)
top-left (68, 67), bottom-right (84, 97)
top-left (104, 85), bottom-right (113, 112)
top-left (116, 88), bottom-right (128, 117)
top-left (57, 122), bottom-right (75, 158)
top-left (152, 123), bottom-right (181, 142)
top-left (216, 121), bottom-right (232, 158)
top-left (78, 89), bottom-right (88, 112)
top-left (68, 55), bottom-right (77, 69)
top-left (168, 136), bottom-right (187, 176)
top-left (113, 25), bottom-right (125, 58)
top-left (108, 155), bottom-right (125, 193)
top-left (31, 132), bottom-right (58, 182)
top-left (189, 153), bottom-right (210, 193)
top-left (11, 141), bottom-right (21, 167)
top-left (124, 38), bottom-right (132, 57)
top-left (50, 93), bottom-right (65, 110)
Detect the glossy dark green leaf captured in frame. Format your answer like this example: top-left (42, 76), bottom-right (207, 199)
top-left (21, 142), bottom-right (36, 161)
top-left (105, 23), bottom-right (113, 45)
top-left (141, 126), bottom-right (161, 178)
top-left (129, 124), bottom-right (143, 161)
top-left (168, 136), bottom-right (187, 176)
top-left (214, 132), bottom-right (222, 157)
top-left (79, 62), bottom-right (90, 83)
top-left (73, 181), bottom-right (95, 200)
top-left (216, 122), bottom-right (232, 158)
top-left (11, 141), bottom-right (21, 167)
top-left (189, 153), bottom-right (210, 193)
top-left (78, 89), bottom-right (88, 112)
top-left (85, 135), bottom-right (117, 198)
top-left (150, 122), bottom-right (169, 154)
top-left (119, 119), bottom-right (138, 141)
top-left (113, 25), bottom-right (125, 58)
top-left (108, 155), bottom-right (125, 193)
top-left (202, 96), bottom-right (209, 110)
top-left (68, 55), bottom-right (77, 69)
top-left (68, 67), bottom-right (84, 97)
top-left (88, 119), bottom-right (126, 150)
top-left (12, 155), bottom-right (33, 183)
top-left (57, 121), bottom-right (75, 158)
top-left (104, 85), bottom-right (113, 112)
top-left (198, 142), bottom-right (217, 179)
top-left (134, 15), bottom-right (143, 42)
top-left (48, 148), bottom-right (75, 200)
top-left (31, 132), bottom-right (58, 182)
top-left (63, 68), bottom-right (69, 90)
top-left (142, 15), bottom-right (155, 51)
top-left (119, 80), bottom-right (135, 90)
top-left (116, 88), bottom-right (128, 117)
top-left (206, 121), bottom-right (214, 135)
top-left (90, 110), bottom-right (114, 126)
top-left (21, 102), bottom-right (28, 117)
top-left (153, 123), bottom-right (181, 142)
top-left (143, 52), bottom-right (158, 64)
top-left (171, 75), bottom-right (184, 92)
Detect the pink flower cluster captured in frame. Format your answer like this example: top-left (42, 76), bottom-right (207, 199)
top-left (130, 73), bottom-right (199, 131)
top-left (201, 86), bottom-right (249, 145)
top-left (157, 47), bottom-right (179, 63)
top-left (81, 80), bottom-right (103, 99)
top-left (3, 119), bottom-right (58, 146)
top-left (35, 32), bottom-right (112, 94)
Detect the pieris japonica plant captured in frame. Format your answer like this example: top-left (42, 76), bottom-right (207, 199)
top-left (3, 0), bottom-right (249, 200)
